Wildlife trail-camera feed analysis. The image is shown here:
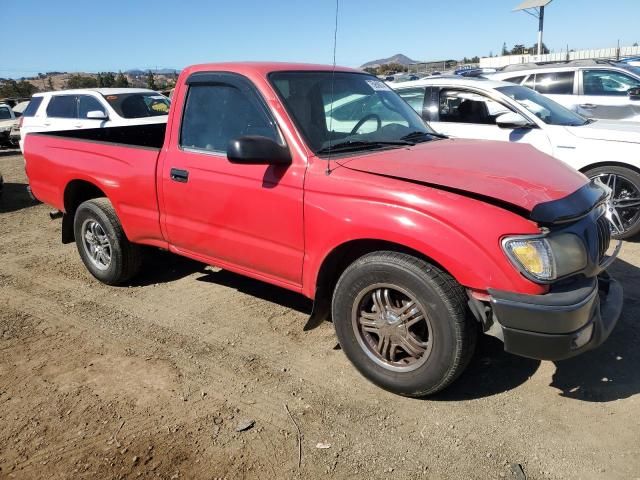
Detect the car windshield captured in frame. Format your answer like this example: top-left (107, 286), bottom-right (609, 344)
top-left (496, 85), bottom-right (588, 126)
top-left (101, 92), bottom-right (170, 119)
top-left (0, 106), bottom-right (12, 120)
top-left (269, 71), bottom-right (437, 154)
top-left (621, 64), bottom-right (640, 77)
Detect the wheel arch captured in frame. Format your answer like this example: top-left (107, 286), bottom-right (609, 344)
top-left (62, 179), bottom-right (107, 244)
top-left (305, 238), bottom-right (453, 329)
top-left (580, 161), bottom-right (640, 176)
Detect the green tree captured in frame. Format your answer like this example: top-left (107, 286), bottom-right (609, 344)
top-left (146, 70), bottom-right (157, 90)
top-left (114, 71), bottom-right (129, 87)
top-left (97, 72), bottom-right (116, 88)
top-left (47, 77), bottom-right (54, 91)
top-left (501, 42), bottom-right (509, 56)
top-left (530, 42), bottom-right (550, 54)
top-left (66, 74), bottom-right (98, 89)
top-left (511, 44), bottom-right (527, 55)
top-left (0, 79), bottom-right (38, 98)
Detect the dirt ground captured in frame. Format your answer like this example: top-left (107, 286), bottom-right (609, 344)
top-left (1, 151), bottom-right (639, 480)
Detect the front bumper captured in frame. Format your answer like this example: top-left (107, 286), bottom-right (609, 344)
top-left (488, 273), bottom-right (623, 361)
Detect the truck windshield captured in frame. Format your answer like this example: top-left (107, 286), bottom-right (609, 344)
top-left (270, 71), bottom-right (437, 154)
top-left (496, 85), bottom-right (589, 126)
top-left (101, 92), bottom-right (170, 119)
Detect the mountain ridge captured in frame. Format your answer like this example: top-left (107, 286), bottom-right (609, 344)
top-left (360, 54), bottom-right (419, 68)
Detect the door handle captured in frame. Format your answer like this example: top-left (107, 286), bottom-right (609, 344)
top-left (580, 103), bottom-right (597, 109)
top-left (170, 168), bottom-right (189, 183)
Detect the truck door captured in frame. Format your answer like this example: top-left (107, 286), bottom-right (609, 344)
top-left (160, 72), bottom-right (306, 288)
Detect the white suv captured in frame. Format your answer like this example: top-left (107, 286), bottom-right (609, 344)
top-left (19, 88), bottom-right (170, 152)
top-left (487, 60), bottom-right (640, 122)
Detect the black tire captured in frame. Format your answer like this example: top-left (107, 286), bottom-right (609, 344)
top-left (584, 165), bottom-right (640, 240)
top-left (331, 251), bottom-right (476, 397)
top-left (73, 198), bottom-right (142, 285)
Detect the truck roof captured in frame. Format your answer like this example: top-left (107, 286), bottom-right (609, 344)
top-left (182, 61), bottom-right (363, 77)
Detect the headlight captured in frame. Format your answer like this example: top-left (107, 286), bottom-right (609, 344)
top-left (502, 233), bottom-right (587, 282)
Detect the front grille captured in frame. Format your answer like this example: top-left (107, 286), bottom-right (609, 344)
top-left (596, 214), bottom-right (612, 262)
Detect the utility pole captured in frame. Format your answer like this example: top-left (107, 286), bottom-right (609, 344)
top-left (513, 0), bottom-right (553, 56)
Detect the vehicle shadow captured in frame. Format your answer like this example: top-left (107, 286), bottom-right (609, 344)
top-left (549, 257), bottom-right (640, 402)
top-left (0, 149), bottom-right (21, 158)
top-left (127, 249), bottom-right (207, 287)
top-left (0, 182), bottom-right (40, 214)
top-left (430, 334), bottom-right (542, 401)
top-left (195, 269), bottom-right (312, 314)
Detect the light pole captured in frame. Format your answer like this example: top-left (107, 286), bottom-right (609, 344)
top-left (513, 0), bottom-right (553, 56)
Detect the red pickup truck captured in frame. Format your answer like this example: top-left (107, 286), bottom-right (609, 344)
top-left (24, 62), bottom-right (623, 396)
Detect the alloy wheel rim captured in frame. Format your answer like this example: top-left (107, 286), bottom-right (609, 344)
top-left (351, 283), bottom-right (433, 372)
top-left (592, 173), bottom-right (640, 236)
top-left (81, 219), bottom-right (112, 271)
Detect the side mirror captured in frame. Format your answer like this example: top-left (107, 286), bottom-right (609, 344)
top-left (496, 112), bottom-right (532, 129)
top-left (86, 110), bottom-right (108, 120)
top-left (628, 87), bottom-right (640, 100)
top-left (227, 135), bottom-right (291, 165)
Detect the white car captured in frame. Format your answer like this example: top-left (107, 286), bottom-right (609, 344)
top-left (486, 60), bottom-right (640, 122)
top-left (19, 88), bottom-right (170, 151)
top-left (0, 103), bottom-right (17, 147)
top-left (392, 76), bottom-right (640, 238)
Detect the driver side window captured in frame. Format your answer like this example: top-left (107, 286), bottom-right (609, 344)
top-left (438, 89), bottom-right (510, 125)
top-left (583, 69), bottom-right (640, 96)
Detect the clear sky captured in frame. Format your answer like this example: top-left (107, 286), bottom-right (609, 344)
top-left (3, 0), bottom-right (639, 78)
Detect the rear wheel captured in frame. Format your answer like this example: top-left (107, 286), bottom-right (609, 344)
top-left (331, 251), bottom-right (476, 397)
top-left (74, 198), bottom-right (142, 285)
top-left (585, 165), bottom-right (640, 239)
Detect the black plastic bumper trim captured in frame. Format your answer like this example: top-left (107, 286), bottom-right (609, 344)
top-left (489, 277), bottom-right (598, 334)
top-left (491, 276), bottom-right (623, 361)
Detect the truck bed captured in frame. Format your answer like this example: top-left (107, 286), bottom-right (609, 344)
top-left (40, 123), bottom-right (166, 149)
top-left (25, 124), bottom-right (166, 247)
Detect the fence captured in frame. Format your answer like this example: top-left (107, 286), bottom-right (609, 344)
top-left (480, 45), bottom-right (640, 69)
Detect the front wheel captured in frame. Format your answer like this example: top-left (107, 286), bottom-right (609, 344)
top-left (585, 165), bottom-right (640, 239)
top-left (73, 198), bottom-right (142, 285)
top-left (331, 251), bottom-right (477, 397)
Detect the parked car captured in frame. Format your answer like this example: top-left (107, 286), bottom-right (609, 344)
top-left (621, 56), bottom-right (640, 68)
top-left (392, 76), bottom-right (640, 238)
top-left (19, 88), bottom-right (171, 152)
top-left (487, 59), bottom-right (640, 121)
top-left (0, 103), bottom-right (17, 147)
top-left (24, 62), bottom-right (622, 397)
top-left (8, 101), bottom-right (28, 147)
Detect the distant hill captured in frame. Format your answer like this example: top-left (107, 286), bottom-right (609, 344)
top-left (126, 68), bottom-right (180, 76)
top-left (360, 54), bottom-right (419, 68)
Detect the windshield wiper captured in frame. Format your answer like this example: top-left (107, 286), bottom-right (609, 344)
top-left (316, 140), bottom-right (413, 154)
top-left (400, 131), bottom-right (448, 141)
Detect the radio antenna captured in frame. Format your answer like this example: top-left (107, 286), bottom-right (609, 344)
top-left (326, 0), bottom-right (339, 175)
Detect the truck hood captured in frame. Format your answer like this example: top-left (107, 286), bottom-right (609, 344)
top-left (336, 139), bottom-right (589, 213)
top-left (565, 119), bottom-right (640, 144)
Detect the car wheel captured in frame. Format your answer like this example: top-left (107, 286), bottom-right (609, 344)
top-left (331, 251), bottom-right (477, 397)
top-left (74, 198), bottom-right (142, 285)
top-left (585, 166), bottom-right (640, 239)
